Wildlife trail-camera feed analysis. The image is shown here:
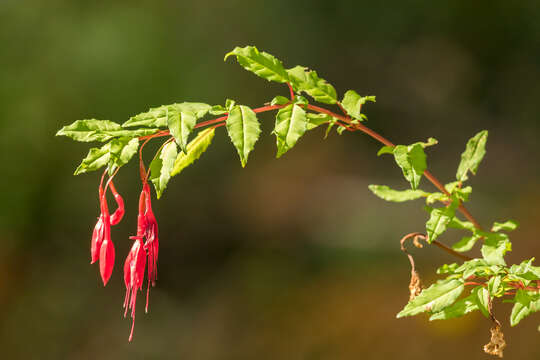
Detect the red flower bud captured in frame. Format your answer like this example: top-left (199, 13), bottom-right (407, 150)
top-left (99, 215), bottom-right (115, 286)
top-left (90, 215), bottom-right (105, 264)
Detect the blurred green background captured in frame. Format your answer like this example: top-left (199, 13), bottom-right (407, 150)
top-left (1, 0), bottom-right (539, 359)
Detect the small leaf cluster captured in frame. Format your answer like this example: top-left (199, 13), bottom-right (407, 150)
top-left (398, 255), bottom-right (540, 327)
top-left (369, 129), bottom-right (540, 329)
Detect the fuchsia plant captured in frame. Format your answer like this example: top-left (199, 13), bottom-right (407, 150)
top-left (57, 46), bottom-right (540, 356)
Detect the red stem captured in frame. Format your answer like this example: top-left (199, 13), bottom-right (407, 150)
top-left (287, 82), bottom-right (295, 101)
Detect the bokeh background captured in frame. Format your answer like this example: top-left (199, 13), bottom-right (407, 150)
top-left (1, 0), bottom-right (539, 359)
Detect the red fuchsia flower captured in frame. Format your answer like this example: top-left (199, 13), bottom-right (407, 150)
top-left (142, 182), bottom-right (159, 312)
top-left (123, 188), bottom-right (149, 341)
top-left (90, 175), bottom-right (124, 286)
top-left (122, 182), bottom-right (160, 341)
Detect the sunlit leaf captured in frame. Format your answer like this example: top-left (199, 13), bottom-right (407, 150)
top-left (226, 105), bottom-right (261, 167)
top-left (171, 128), bottom-right (215, 176)
top-left (397, 279), bottom-right (464, 318)
top-left (456, 130), bottom-right (488, 182)
top-left (368, 185), bottom-right (428, 202)
top-left (57, 119), bottom-right (157, 142)
top-left (150, 141), bottom-right (178, 199)
top-left (274, 104), bottom-right (308, 158)
top-left (225, 46), bottom-right (289, 83)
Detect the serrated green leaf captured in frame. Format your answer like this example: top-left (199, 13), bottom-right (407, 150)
top-left (306, 113), bottom-right (336, 130)
top-left (492, 220), bottom-right (519, 232)
top-left (149, 141), bottom-right (178, 199)
top-left (108, 137), bottom-right (139, 174)
top-left (274, 104), bottom-right (308, 158)
top-left (341, 90), bottom-right (375, 120)
top-left (377, 145), bottom-right (395, 156)
top-left (167, 109), bottom-right (196, 153)
top-left (225, 46), bottom-right (289, 83)
top-left (472, 286), bottom-right (491, 318)
top-left (368, 185), bottom-right (428, 202)
top-left (226, 105), bottom-right (261, 167)
top-left (270, 95), bottom-right (290, 106)
top-left (209, 106), bottom-right (227, 116)
top-left (425, 203), bottom-right (457, 243)
top-left (393, 144), bottom-right (427, 190)
top-left (452, 235), bottom-right (481, 252)
top-left (487, 276), bottom-right (503, 296)
top-left (74, 137), bottom-right (139, 175)
top-left (429, 294), bottom-right (479, 320)
top-left (74, 145), bottom-right (110, 175)
top-left (508, 258), bottom-right (540, 282)
top-left (123, 103), bottom-right (211, 128)
top-left (481, 232), bottom-right (511, 266)
top-left (287, 66), bottom-right (337, 104)
top-left (456, 130), bottom-right (488, 181)
top-left (510, 289), bottom-right (540, 326)
top-left (57, 119), bottom-right (157, 142)
top-left (171, 128), bottom-right (215, 176)
top-left (397, 279), bottom-right (464, 318)
top-left (447, 217), bottom-right (476, 232)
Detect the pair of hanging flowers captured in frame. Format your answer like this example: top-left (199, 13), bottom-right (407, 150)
top-left (91, 166), bottom-right (159, 341)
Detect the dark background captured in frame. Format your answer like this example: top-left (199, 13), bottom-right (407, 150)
top-left (1, 1), bottom-right (539, 359)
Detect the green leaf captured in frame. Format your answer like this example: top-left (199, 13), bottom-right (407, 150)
top-left (209, 105), bottom-right (228, 116)
top-left (481, 232), bottom-right (511, 266)
top-left (417, 137), bottom-right (438, 148)
top-left (425, 202), bottom-right (457, 243)
top-left (340, 90), bottom-right (375, 120)
top-left (437, 263), bottom-right (459, 275)
top-left (368, 185), bottom-right (428, 202)
top-left (487, 275), bottom-right (503, 296)
top-left (492, 220), bottom-right (519, 232)
top-left (510, 290), bottom-right (540, 326)
top-left (57, 119), bottom-right (157, 142)
top-left (426, 192), bottom-right (448, 204)
top-left (448, 217), bottom-right (476, 232)
top-left (445, 181), bottom-right (472, 202)
top-left (108, 137), bottom-right (139, 174)
top-left (74, 145), bottom-right (111, 175)
top-left (123, 103), bottom-right (211, 128)
top-left (397, 279), bottom-right (464, 318)
top-left (274, 104), bottom-right (308, 158)
top-left (429, 294), bottom-right (479, 320)
top-left (167, 109), bottom-right (197, 153)
top-left (472, 286), bottom-right (491, 318)
top-left (287, 66), bottom-right (338, 104)
top-left (393, 144), bottom-right (427, 190)
top-left (226, 105), bottom-right (261, 167)
top-left (224, 46), bottom-right (289, 83)
top-left (270, 95), bottom-right (290, 106)
top-left (456, 130), bottom-right (488, 181)
top-left (171, 128), bottom-right (215, 176)
top-left (508, 258), bottom-right (540, 282)
top-left (306, 113), bottom-right (336, 130)
top-left (149, 141), bottom-right (178, 199)
top-left (452, 234), bottom-right (481, 252)
top-left (74, 137), bottom-right (139, 175)
top-left (377, 145), bottom-right (394, 156)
